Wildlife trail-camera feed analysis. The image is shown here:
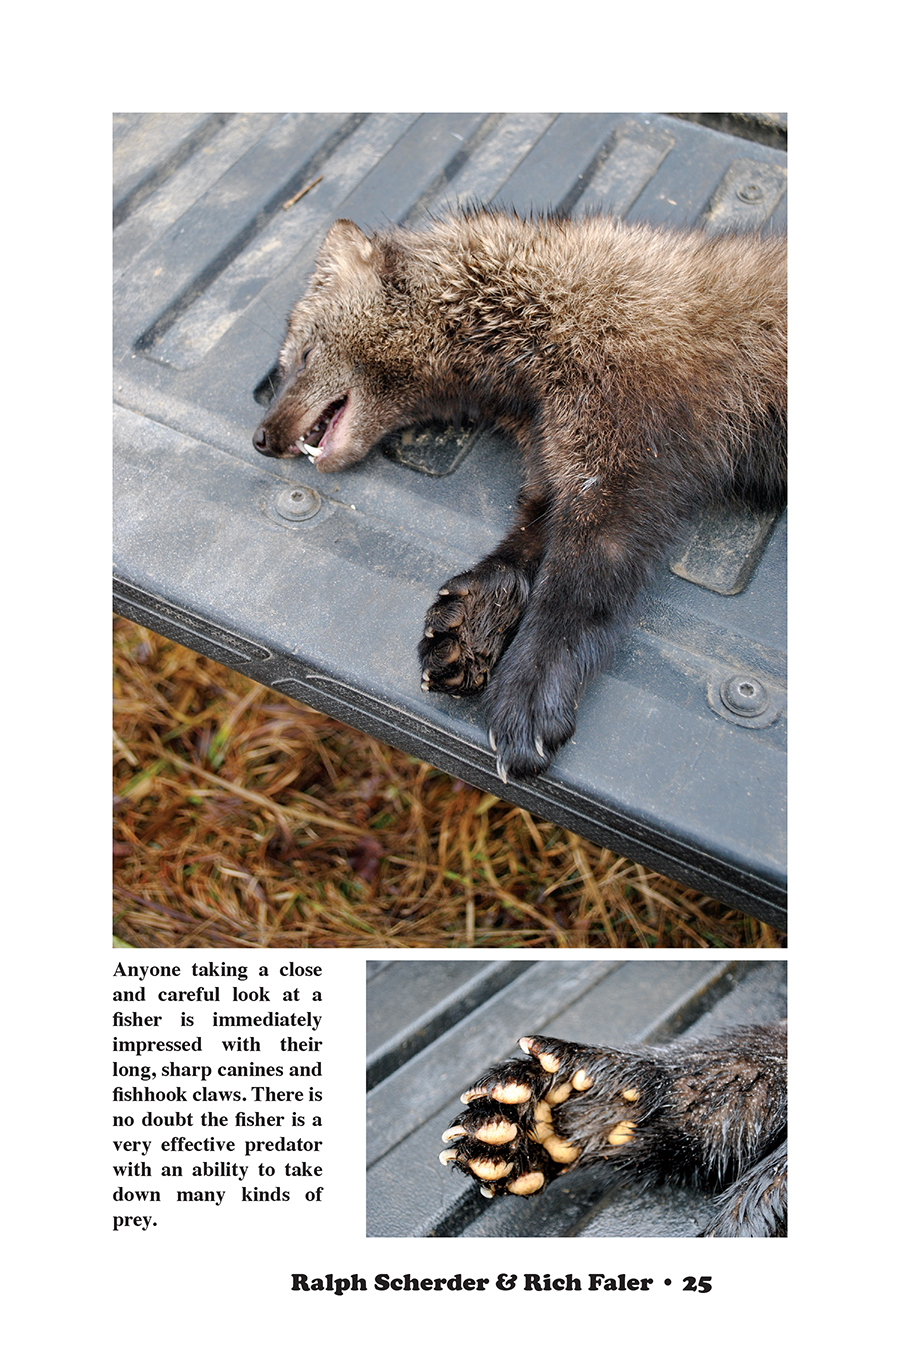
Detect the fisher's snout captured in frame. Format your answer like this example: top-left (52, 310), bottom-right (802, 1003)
top-left (252, 423), bottom-right (276, 456)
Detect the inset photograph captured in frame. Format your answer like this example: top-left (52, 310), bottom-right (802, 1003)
top-left (366, 958), bottom-right (786, 1237)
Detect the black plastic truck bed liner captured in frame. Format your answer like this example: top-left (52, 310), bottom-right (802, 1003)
top-left (366, 957), bottom-right (787, 1237)
top-left (113, 113), bottom-right (787, 927)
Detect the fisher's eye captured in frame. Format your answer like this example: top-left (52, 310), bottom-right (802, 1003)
top-left (298, 343), bottom-right (315, 371)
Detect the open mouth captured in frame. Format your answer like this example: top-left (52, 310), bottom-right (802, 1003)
top-left (288, 396), bottom-right (348, 460)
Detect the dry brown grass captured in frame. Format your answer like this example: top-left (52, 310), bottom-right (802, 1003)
top-left (113, 617), bottom-right (784, 950)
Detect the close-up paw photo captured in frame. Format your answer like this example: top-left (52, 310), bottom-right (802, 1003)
top-left (367, 957), bottom-right (786, 1238)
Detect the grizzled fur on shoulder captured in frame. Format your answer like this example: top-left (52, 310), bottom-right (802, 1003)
top-left (254, 211), bottom-right (787, 780)
top-left (440, 1022), bottom-right (787, 1238)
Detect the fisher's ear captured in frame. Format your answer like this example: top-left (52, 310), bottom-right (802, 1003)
top-left (315, 219), bottom-right (378, 283)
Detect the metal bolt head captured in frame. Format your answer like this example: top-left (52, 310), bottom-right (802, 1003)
top-left (737, 182), bottom-right (764, 203)
top-left (720, 673), bottom-right (769, 716)
top-left (273, 485), bottom-right (320, 522)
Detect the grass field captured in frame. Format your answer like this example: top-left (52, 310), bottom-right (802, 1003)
top-left (113, 617), bottom-right (784, 950)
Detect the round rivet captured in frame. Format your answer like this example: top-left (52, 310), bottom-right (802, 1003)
top-left (720, 674), bottom-right (769, 716)
top-left (737, 183), bottom-right (764, 203)
top-left (273, 485), bottom-right (320, 522)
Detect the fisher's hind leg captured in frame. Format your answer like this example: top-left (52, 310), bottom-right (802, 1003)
top-left (699, 1140), bottom-right (788, 1238)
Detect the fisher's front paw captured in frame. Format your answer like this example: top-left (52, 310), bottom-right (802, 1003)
top-left (419, 563), bottom-right (529, 696)
top-left (438, 1036), bottom-right (602, 1198)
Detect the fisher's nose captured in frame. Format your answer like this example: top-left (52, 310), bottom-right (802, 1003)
top-left (253, 425), bottom-right (270, 454)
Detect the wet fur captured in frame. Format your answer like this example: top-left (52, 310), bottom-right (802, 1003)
top-left (255, 211), bottom-right (786, 779)
top-left (442, 1023), bottom-right (787, 1238)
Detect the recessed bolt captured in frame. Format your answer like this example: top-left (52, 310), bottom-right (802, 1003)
top-left (720, 673), bottom-right (769, 716)
top-left (737, 183), bottom-right (764, 203)
top-left (273, 485), bottom-right (320, 522)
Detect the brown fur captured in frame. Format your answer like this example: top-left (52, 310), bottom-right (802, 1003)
top-left (254, 211), bottom-right (786, 778)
